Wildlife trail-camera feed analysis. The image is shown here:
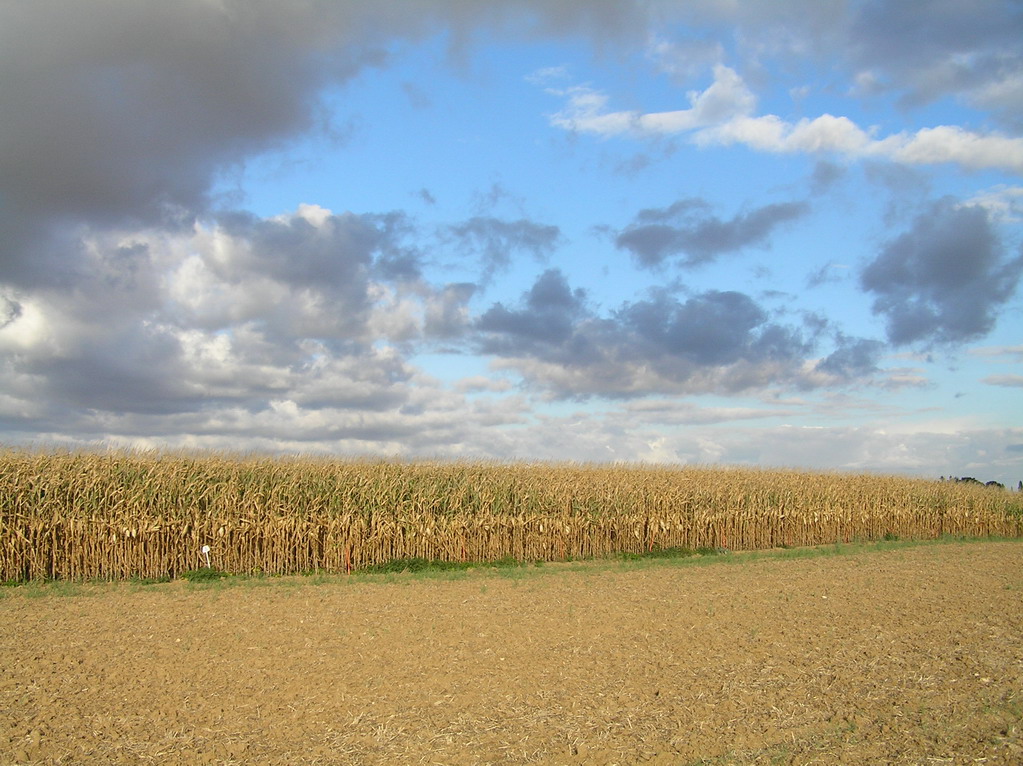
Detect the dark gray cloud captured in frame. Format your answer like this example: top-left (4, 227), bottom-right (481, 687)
top-left (617, 290), bottom-right (796, 367)
top-left (21, 329), bottom-right (198, 417)
top-left (477, 269), bottom-right (588, 348)
top-left (861, 198), bottom-right (1023, 346)
top-left (474, 271), bottom-right (869, 398)
top-left (0, 1), bottom-right (644, 286)
top-left (848, 0), bottom-right (1023, 128)
top-left (816, 336), bottom-right (884, 379)
top-left (0, 2), bottom-right (395, 285)
top-left (446, 216), bottom-right (561, 281)
top-left (615, 199), bottom-right (809, 268)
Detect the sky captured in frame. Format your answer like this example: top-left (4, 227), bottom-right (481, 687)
top-left (1, 1), bottom-right (1022, 485)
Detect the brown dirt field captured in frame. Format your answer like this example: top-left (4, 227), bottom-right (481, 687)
top-left (1, 542), bottom-right (1021, 765)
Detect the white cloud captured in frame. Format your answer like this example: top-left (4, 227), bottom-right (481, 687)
top-left (0, 295), bottom-right (50, 353)
top-left (548, 66), bottom-right (1023, 174)
top-left (551, 65), bottom-right (755, 137)
top-left (426, 411), bottom-right (1023, 487)
top-left (549, 86), bottom-right (638, 135)
top-left (970, 344), bottom-right (1023, 362)
top-left (984, 374), bottom-right (1023, 388)
top-left (699, 113), bottom-right (875, 154)
top-left (964, 185), bottom-right (1023, 222)
top-left (291, 202), bottom-right (334, 227)
top-left (889, 126), bottom-right (1023, 173)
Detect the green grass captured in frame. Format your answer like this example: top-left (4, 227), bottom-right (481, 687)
top-left (608, 545), bottom-right (723, 562)
top-left (358, 554), bottom-right (532, 575)
top-left (179, 567), bottom-right (230, 583)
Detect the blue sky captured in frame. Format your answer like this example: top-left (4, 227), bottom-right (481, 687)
top-left (1, 1), bottom-right (1021, 484)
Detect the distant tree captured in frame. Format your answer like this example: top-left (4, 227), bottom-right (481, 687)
top-left (943, 476), bottom-right (1009, 489)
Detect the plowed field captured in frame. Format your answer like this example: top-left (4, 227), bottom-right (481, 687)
top-left (2, 542), bottom-right (1021, 765)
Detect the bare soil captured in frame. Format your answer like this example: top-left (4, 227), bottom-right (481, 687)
top-left (1, 542), bottom-right (1021, 765)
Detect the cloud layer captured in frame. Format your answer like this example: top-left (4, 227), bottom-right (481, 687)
top-left (0, 1), bottom-right (1020, 485)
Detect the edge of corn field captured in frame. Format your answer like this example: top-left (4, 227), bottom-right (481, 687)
top-left (3, 534), bottom-right (1019, 599)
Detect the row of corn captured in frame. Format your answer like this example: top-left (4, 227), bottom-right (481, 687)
top-left (1, 449), bottom-right (1020, 580)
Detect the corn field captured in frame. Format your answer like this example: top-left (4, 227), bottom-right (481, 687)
top-left (1, 449), bottom-right (1021, 581)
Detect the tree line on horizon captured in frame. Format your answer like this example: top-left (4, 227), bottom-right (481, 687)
top-left (940, 476), bottom-right (1020, 491)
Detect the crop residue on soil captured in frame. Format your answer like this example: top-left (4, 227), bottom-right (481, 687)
top-left (2, 542), bottom-right (1021, 765)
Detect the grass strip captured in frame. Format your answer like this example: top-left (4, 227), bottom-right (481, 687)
top-left (2, 536), bottom-right (1019, 597)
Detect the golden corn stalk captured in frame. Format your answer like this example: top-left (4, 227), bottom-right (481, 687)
top-left (1, 449), bottom-right (1020, 581)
